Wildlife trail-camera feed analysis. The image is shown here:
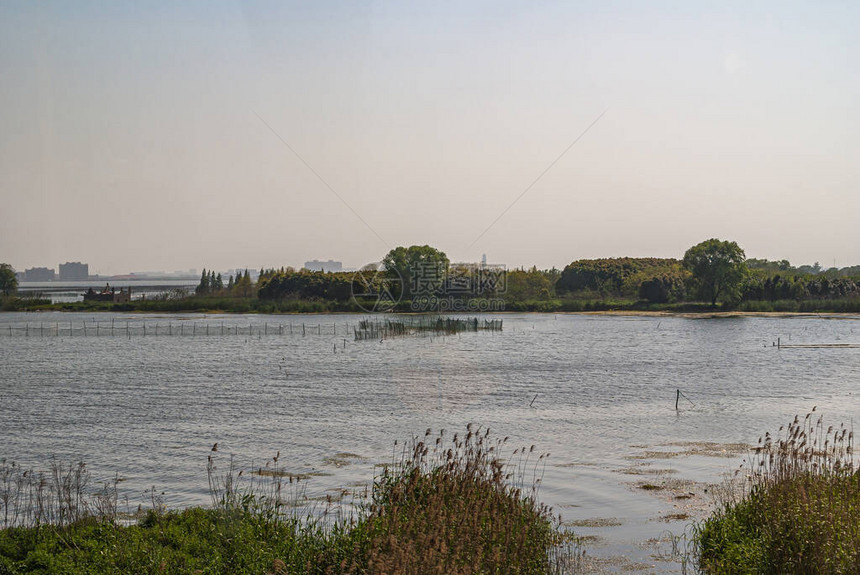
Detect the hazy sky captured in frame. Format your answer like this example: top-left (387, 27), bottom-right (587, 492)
top-left (1, 1), bottom-right (858, 275)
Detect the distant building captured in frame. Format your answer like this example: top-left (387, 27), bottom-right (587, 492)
top-left (59, 262), bottom-right (89, 281)
top-left (24, 267), bottom-right (55, 282)
top-left (304, 260), bottom-right (343, 273)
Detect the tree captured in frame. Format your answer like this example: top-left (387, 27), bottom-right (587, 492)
top-left (638, 271), bottom-right (688, 303)
top-left (195, 269), bottom-right (210, 296)
top-left (0, 264), bottom-right (17, 297)
top-left (233, 269), bottom-right (253, 298)
top-left (382, 245), bottom-right (449, 299)
top-left (504, 268), bottom-right (556, 301)
top-left (556, 258), bottom-right (680, 296)
top-left (683, 239), bottom-right (747, 306)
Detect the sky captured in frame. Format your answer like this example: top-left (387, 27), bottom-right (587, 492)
top-left (1, 1), bottom-right (858, 275)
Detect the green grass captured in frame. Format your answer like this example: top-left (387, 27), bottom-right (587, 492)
top-left (695, 410), bottom-right (860, 574)
top-left (0, 428), bottom-right (578, 574)
top-left (0, 507), bottom-right (341, 574)
top-left (737, 298), bottom-right (860, 313)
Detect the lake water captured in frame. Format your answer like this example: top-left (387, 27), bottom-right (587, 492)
top-left (2, 311), bottom-right (859, 572)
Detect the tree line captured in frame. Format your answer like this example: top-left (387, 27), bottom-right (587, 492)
top-left (4, 239), bottom-right (860, 311)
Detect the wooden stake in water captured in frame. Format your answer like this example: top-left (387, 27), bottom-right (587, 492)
top-left (676, 389), bottom-right (680, 411)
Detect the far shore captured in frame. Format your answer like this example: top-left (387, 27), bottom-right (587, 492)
top-left (2, 305), bottom-right (859, 320)
top-left (581, 310), bottom-right (860, 319)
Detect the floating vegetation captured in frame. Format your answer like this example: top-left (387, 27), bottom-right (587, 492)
top-left (250, 468), bottom-right (332, 480)
top-left (573, 534), bottom-right (607, 547)
top-left (565, 517), bottom-right (624, 528)
top-left (322, 453), bottom-right (364, 468)
top-left (626, 441), bottom-right (752, 460)
top-left (579, 555), bottom-right (657, 573)
top-left (353, 316), bottom-right (502, 341)
top-left (657, 512), bottom-right (691, 522)
top-left (615, 465), bottom-right (678, 476)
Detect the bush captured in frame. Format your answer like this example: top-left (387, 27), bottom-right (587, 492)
top-left (0, 428), bottom-right (578, 574)
top-left (351, 426), bottom-right (574, 574)
top-left (696, 410), bottom-right (860, 573)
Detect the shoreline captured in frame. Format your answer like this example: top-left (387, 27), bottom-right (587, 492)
top-left (3, 307), bottom-right (860, 320)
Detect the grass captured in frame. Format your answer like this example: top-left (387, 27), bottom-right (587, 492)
top-left (0, 427), bottom-right (578, 574)
top-left (695, 409), bottom-right (860, 574)
top-left (737, 298), bottom-right (860, 313)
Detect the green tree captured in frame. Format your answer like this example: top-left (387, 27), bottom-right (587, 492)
top-left (683, 239), bottom-right (747, 306)
top-left (504, 268), bottom-right (556, 301)
top-left (195, 269), bottom-right (210, 295)
top-left (382, 245), bottom-right (450, 299)
top-left (233, 269), bottom-right (253, 298)
top-left (638, 272), bottom-right (687, 303)
top-left (0, 263), bottom-right (17, 297)
top-left (556, 258), bottom-right (680, 296)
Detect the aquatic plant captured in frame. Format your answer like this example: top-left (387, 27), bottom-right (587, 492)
top-left (351, 425), bottom-right (577, 574)
top-left (695, 408), bottom-right (860, 573)
top-left (0, 427), bottom-right (578, 574)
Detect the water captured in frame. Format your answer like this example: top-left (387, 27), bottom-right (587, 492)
top-left (16, 280), bottom-right (197, 302)
top-left (2, 311), bottom-right (859, 572)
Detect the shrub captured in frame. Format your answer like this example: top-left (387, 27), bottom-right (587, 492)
top-left (696, 409), bottom-right (860, 573)
top-left (351, 426), bottom-right (575, 574)
top-left (0, 428), bottom-right (578, 574)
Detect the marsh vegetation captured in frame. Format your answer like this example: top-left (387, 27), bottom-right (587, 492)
top-left (695, 410), bottom-right (860, 573)
top-left (0, 427), bottom-right (578, 574)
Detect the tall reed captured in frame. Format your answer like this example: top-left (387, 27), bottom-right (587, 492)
top-left (0, 458), bottom-right (119, 530)
top-left (696, 408), bottom-right (860, 573)
top-left (351, 425), bottom-right (577, 574)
